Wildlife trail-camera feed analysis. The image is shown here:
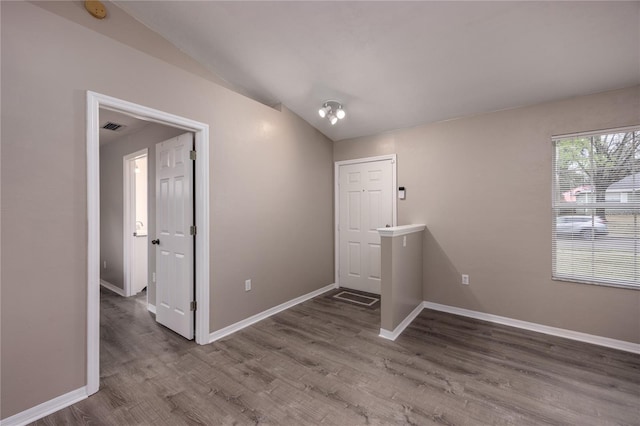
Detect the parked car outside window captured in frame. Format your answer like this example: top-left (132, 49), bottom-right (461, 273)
top-left (555, 215), bottom-right (608, 239)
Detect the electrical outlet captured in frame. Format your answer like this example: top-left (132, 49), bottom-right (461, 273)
top-left (462, 274), bottom-right (469, 285)
top-left (103, 261), bottom-right (107, 269)
top-left (403, 236), bottom-right (407, 247)
top-left (245, 279), bottom-right (252, 291)
top-left (152, 272), bottom-right (156, 283)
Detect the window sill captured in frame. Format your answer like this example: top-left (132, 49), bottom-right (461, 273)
top-left (553, 276), bottom-right (640, 291)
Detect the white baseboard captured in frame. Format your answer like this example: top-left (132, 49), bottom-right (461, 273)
top-left (423, 301), bottom-right (640, 355)
top-left (379, 302), bottom-right (423, 341)
top-left (209, 283), bottom-right (337, 343)
top-left (147, 303), bottom-right (156, 314)
top-left (100, 279), bottom-right (125, 296)
top-left (0, 387), bottom-right (87, 426)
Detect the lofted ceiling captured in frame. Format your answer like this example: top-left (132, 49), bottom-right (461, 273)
top-left (114, 1), bottom-right (640, 142)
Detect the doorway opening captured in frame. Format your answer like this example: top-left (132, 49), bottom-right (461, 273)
top-left (87, 91), bottom-right (210, 396)
top-left (124, 149), bottom-right (149, 298)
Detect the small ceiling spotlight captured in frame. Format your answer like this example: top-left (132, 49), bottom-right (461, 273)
top-left (318, 104), bottom-right (331, 118)
top-left (318, 100), bottom-right (346, 125)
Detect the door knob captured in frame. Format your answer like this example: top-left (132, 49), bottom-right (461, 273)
top-left (151, 239), bottom-right (160, 245)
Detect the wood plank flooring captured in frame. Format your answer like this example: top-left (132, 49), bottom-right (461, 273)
top-left (33, 288), bottom-right (640, 425)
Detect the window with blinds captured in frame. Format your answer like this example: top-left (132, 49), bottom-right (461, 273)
top-left (552, 126), bottom-right (640, 289)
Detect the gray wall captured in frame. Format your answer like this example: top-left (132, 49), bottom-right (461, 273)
top-left (380, 231), bottom-right (424, 332)
top-left (1, 1), bottom-right (334, 419)
top-left (336, 86), bottom-right (640, 345)
top-left (100, 122), bottom-right (185, 304)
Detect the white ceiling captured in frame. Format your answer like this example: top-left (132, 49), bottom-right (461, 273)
top-left (114, 1), bottom-right (640, 142)
top-left (99, 108), bottom-right (150, 145)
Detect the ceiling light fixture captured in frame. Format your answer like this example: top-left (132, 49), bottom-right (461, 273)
top-left (318, 100), bottom-right (346, 125)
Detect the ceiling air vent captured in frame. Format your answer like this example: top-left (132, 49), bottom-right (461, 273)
top-left (102, 122), bottom-right (125, 131)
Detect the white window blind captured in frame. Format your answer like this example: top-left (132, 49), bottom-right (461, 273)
top-left (552, 126), bottom-right (640, 289)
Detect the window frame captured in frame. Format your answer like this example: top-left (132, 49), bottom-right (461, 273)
top-left (551, 125), bottom-right (640, 290)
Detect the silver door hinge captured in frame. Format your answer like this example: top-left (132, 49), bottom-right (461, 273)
top-left (190, 225), bottom-right (197, 235)
top-left (190, 150), bottom-right (197, 160)
top-left (190, 301), bottom-right (197, 311)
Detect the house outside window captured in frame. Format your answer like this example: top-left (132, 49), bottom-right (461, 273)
top-left (552, 126), bottom-right (640, 289)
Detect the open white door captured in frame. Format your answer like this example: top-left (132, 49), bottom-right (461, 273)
top-left (154, 132), bottom-right (195, 339)
top-left (338, 158), bottom-right (394, 294)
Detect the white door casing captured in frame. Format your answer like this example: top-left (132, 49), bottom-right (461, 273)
top-left (155, 133), bottom-right (195, 339)
top-left (87, 91), bottom-right (210, 396)
top-left (336, 156), bottom-right (396, 294)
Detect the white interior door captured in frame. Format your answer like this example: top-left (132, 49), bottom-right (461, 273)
top-left (338, 159), bottom-right (394, 294)
top-left (155, 132), bottom-right (194, 339)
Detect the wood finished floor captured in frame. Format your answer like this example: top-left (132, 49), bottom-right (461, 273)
top-left (33, 288), bottom-right (640, 425)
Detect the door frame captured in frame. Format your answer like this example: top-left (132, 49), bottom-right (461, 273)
top-left (334, 154), bottom-right (397, 288)
top-left (123, 148), bottom-right (148, 298)
top-left (87, 91), bottom-right (210, 396)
